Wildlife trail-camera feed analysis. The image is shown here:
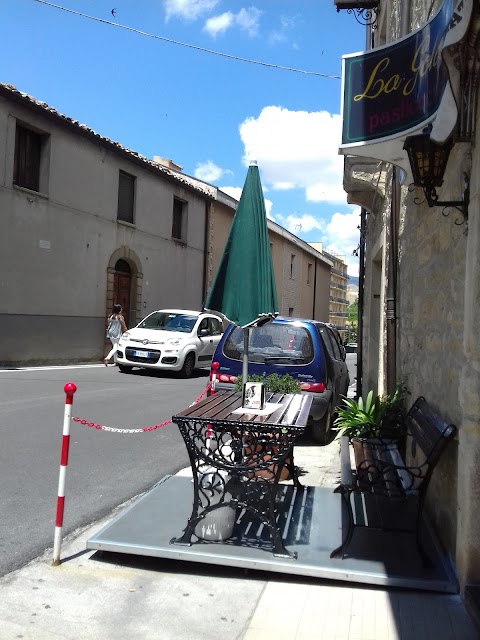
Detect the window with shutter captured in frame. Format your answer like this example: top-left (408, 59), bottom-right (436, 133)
top-left (14, 124), bottom-right (43, 192)
top-left (117, 170), bottom-right (135, 223)
top-left (172, 197), bottom-right (187, 242)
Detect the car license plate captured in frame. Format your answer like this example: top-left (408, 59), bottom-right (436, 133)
top-left (134, 350), bottom-right (150, 358)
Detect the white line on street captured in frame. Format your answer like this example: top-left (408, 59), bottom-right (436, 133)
top-left (0, 364), bottom-right (105, 372)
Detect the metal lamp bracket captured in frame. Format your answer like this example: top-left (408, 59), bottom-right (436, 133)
top-left (409, 172), bottom-right (470, 226)
top-left (334, 0), bottom-right (379, 28)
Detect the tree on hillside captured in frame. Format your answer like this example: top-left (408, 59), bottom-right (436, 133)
top-left (346, 299), bottom-right (358, 342)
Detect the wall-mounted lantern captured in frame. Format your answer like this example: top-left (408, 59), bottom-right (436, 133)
top-left (334, 0), bottom-right (379, 27)
top-left (403, 132), bottom-right (470, 225)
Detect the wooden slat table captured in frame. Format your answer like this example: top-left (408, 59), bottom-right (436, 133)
top-left (170, 390), bottom-right (313, 558)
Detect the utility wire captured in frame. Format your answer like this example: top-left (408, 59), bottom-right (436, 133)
top-left (34, 0), bottom-right (341, 79)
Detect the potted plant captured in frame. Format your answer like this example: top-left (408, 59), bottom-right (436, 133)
top-left (233, 372), bottom-right (301, 394)
top-left (234, 373), bottom-right (301, 481)
top-left (333, 385), bottom-right (408, 442)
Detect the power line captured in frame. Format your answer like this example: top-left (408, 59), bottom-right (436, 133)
top-left (34, 0), bottom-right (341, 79)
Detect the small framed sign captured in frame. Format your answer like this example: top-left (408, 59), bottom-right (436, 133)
top-left (242, 382), bottom-right (266, 410)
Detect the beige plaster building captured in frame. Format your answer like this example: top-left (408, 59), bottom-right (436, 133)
top-left (335, 0), bottom-right (480, 616)
top-left (151, 166), bottom-right (334, 323)
top-left (207, 197), bottom-right (333, 323)
top-left (0, 83), bottom-right (332, 367)
top-left (0, 83), bottom-right (215, 366)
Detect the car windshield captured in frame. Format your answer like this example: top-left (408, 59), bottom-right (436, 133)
top-left (223, 324), bottom-right (314, 365)
top-left (138, 312), bottom-right (197, 333)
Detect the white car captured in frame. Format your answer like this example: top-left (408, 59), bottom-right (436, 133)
top-left (116, 309), bottom-right (223, 377)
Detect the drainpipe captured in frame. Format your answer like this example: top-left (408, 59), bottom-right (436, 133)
top-left (386, 167), bottom-right (399, 394)
top-left (202, 200), bottom-right (211, 309)
top-left (357, 208), bottom-right (366, 399)
top-left (384, 4), bottom-right (409, 394)
top-left (312, 258), bottom-right (317, 320)
top-left (385, 2), bottom-right (408, 393)
top-left (400, 2), bottom-right (410, 37)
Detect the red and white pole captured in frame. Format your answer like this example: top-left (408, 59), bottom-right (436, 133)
top-left (210, 361), bottom-right (219, 395)
top-left (52, 382), bottom-right (77, 566)
top-left (206, 362), bottom-right (219, 450)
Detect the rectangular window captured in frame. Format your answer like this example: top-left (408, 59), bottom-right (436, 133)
top-left (172, 197), bottom-right (187, 242)
top-left (307, 263), bottom-right (313, 285)
top-left (14, 124), bottom-right (43, 191)
top-left (117, 170), bottom-right (135, 224)
top-left (290, 254), bottom-right (295, 279)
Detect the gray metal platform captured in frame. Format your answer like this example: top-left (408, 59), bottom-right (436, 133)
top-left (87, 475), bottom-right (458, 593)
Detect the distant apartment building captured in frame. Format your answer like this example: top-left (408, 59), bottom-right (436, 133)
top-left (309, 243), bottom-right (349, 335)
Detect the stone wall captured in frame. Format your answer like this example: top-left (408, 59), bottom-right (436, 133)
top-left (397, 178), bottom-right (466, 557)
top-left (350, 0), bottom-right (480, 598)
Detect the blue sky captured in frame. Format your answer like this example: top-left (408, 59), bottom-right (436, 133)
top-left (1, 0), bottom-right (367, 276)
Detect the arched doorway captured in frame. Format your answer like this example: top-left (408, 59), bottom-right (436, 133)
top-left (113, 259), bottom-right (131, 327)
top-left (106, 247), bottom-right (143, 331)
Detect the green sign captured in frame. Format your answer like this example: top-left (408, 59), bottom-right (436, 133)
top-left (342, 0), bottom-right (453, 144)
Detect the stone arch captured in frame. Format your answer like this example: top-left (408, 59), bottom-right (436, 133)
top-left (106, 246), bottom-right (143, 329)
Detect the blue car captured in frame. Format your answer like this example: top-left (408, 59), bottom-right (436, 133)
top-left (209, 317), bottom-right (350, 444)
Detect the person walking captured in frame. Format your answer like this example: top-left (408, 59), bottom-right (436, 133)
top-left (104, 304), bottom-right (127, 366)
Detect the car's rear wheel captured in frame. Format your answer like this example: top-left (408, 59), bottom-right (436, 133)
top-left (310, 403), bottom-right (332, 445)
top-left (180, 353), bottom-right (195, 378)
top-left (118, 365), bottom-right (133, 373)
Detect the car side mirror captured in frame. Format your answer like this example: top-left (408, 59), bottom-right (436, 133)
top-left (198, 328), bottom-right (209, 337)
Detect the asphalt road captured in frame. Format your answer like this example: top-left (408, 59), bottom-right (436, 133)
top-left (345, 352), bottom-right (357, 392)
top-left (0, 364), bottom-right (210, 577)
top-left (0, 355), bottom-right (357, 578)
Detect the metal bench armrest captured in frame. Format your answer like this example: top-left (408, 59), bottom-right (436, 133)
top-left (339, 436), bottom-right (354, 489)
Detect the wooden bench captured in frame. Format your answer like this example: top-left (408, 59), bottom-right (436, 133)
top-left (331, 396), bottom-right (456, 563)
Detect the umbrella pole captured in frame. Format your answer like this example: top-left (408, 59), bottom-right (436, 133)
top-left (241, 328), bottom-right (250, 461)
top-left (242, 328), bottom-right (250, 384)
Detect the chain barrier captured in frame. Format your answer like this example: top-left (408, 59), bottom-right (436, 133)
top-left (72, 381), bottom-right (213, 434)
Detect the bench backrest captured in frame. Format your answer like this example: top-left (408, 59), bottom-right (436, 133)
top-left (406, 396), bottom-right (456, 473)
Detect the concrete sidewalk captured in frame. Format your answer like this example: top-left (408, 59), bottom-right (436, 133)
top-left (0, 440), bottom-right (478, 640)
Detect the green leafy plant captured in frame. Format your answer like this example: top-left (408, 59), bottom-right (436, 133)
top-left (334, 390), bottom-right (384, 439)
top-left (378, 384), bottom-right (408, 434)
top-left (334, 384), bottom-right (408, 439)
top-left (233, 373), bottom-right (301, 394)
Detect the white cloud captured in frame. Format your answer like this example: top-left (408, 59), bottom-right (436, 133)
top-left (220, 186), bottom-right (242, 201)
top-left (239, 106), bottom-right (346, 204)
top-left (326, 210), bottom-right (360, 244)
top-left (233, 105), bottom-right (359, 275)
top-left (323, 210), bottom-right (361, 277)
top-left (235, 7), bottom-right (262, 36)
top-left (194, 160), bottom-right (231, 183)
top-left (163, 0), bottom-right (219, 21)
top-left (264, 198), bottom-right (274, 220)
top-left (268, 14), bottom-right (299, 46)
top-left (204, 12), bottom-right (235, 37)
top-left (274, 209), bottom-right (359, 276)
top-left (280, 214), bottom-right (325, 235)
top-left (204, 7), bottom-right (261, 37)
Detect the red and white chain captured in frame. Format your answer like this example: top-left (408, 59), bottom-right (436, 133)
top-left (73, 381), bottom-right (213, 434)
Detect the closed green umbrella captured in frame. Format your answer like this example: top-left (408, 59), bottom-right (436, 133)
top-left (205, 161), bottom-right (279, 383)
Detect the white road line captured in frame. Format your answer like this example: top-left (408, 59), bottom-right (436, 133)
top-left (0, 364), bottom-right (105, 372)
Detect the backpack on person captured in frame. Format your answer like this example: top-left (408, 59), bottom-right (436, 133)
top-left (106, 316), bottom-right (122, 339)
